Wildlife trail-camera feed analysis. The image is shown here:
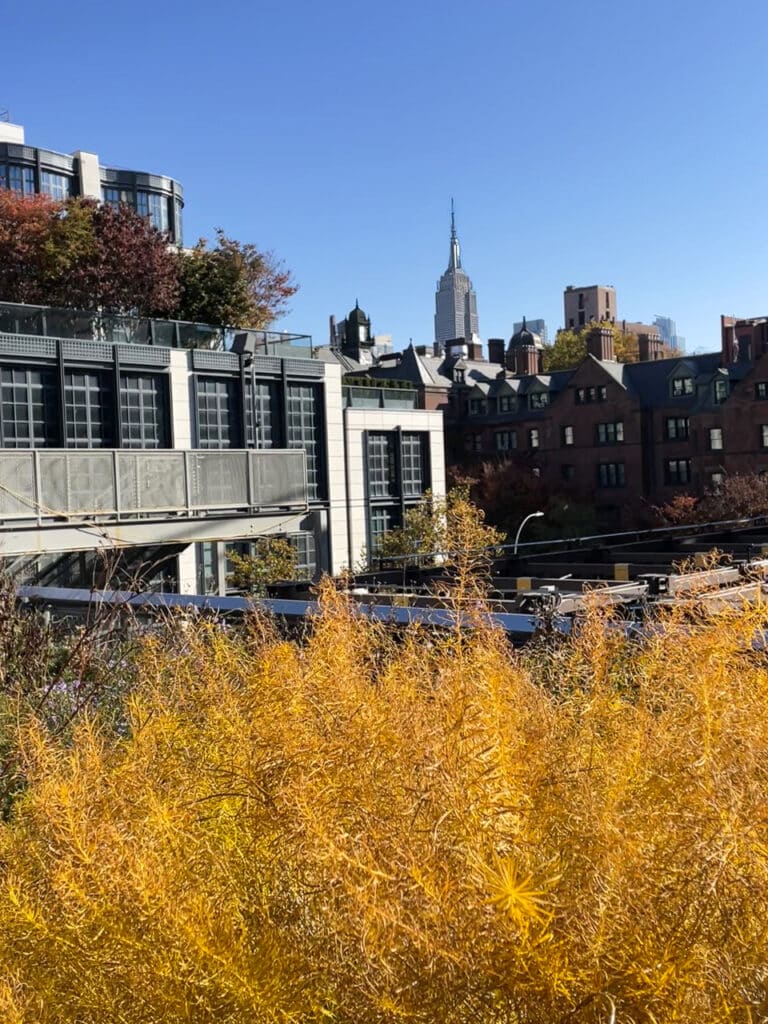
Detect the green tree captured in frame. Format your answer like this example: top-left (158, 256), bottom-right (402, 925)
top-left (227, 537), bottom-right (301, 596)
top-left (176, 230), bottom-right (297, 328)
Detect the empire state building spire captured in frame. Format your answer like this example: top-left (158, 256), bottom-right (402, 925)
top-left (434, 201), bottom-right (479, 348)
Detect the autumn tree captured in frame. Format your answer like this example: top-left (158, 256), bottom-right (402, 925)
top-left (654, 472), bottom-right (768, 526)
top-left (176, 230), bottom-right (297, 328)
top-left (541, 322), bottom-right (670, 372)
top-left (227, 537), bottom-right (301, 596)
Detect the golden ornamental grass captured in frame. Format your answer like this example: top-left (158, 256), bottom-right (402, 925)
top-left (0, 582), bottom-right (767, 1022)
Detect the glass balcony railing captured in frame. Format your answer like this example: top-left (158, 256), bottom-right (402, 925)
top-left (0, 448), bottom-right (308, 522)
top-left (0, 301), bottom-right (312, 354)
top-left (343, 385), bottom-right (417, 410)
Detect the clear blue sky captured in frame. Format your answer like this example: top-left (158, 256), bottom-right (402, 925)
top-left (3, 0), bottom-right (766, 352)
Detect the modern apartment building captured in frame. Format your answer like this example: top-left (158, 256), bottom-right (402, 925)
top-left (0, 300), bottom-right (445, 591)
top-left (0, 119), bottom-right (183, 242)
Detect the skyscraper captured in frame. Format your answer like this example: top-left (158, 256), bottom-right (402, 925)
top-left (654, 315), bottom-right (685, 352)
top-left (434, 202), bottom-right (479, 349)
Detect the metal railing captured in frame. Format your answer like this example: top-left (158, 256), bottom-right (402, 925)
top-left (0, 449), bottom-right (307, 523)
top-left (0, 301), bottom-right (313, 354)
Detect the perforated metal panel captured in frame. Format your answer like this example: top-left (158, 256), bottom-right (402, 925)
top-left (39, 452), bottom-right (116, 515)
top-left (250, 356), bottom-right (281, 375)
top-left (0, 453), bottom-right (35, 517)
top-left (117, 452), bottom-right (186, 512)
top-left (0, 334), bottom-right (57, 359)
top-left (116, 344), bottom-right (171, 367)
top-left (188, 451), bottom-right (250, 508)
top-left (61, 340), bottom-right (113, 363)
top-left (192, 351), bottom-right (240, 372)
top-left (282, 358), bottom-right (324, 377)
top-left (250, 450), bottom-right (306, 506)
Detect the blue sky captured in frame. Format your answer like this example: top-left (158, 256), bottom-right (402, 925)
top-left (3, 0), bottom-right (766, 352)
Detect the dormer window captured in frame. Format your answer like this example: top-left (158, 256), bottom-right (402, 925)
top-left (469, 398), bottom-right (486, 416)
top-left (529, 391), bottom-right (549, 410)
top-left (671, 376), bottom-right (694, 397)
top-left (454, 369), bottom-right (465, 384)
top-left (498, 395), bottom-right (516, 413)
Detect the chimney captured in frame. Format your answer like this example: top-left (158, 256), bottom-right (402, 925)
top-left (488, 338), bottom-right (505, 365)
top-left (466, 341), bottom-right (484, 360)
top-left (586, 326), bottom-right (615, 361)
top-left (432, 341), bottom-right (442, 357)
top-left (638, 332), bottom-right (663, 361)
top-left (515, 345), bottom-right (539, 376)
top-left (415, 344), bottom-right (428, 356)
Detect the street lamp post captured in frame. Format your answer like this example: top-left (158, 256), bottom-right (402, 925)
top-left (513, 511), bottom-right (544, 554)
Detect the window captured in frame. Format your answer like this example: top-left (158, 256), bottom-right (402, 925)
top-left (136, 191), bottom-right (169, 233)
top-left (367, 433), bottom-right (397, 497)
top-left (244, 378), bottom-right (278, 448)
top-left (369, 506), bottom-right (400, 554)
top-left (709, 427), bottom-right (723, 451)
top-left (713, 378), bottom-right (728, 404)
top-left (529, 391), bottom-right (549, 410)
top-left (0, 368), bottom-right (58, 447)
top-left (196, 377), bottom-right (239, 449)
top-left (288, 531), bottom-right (317, 578)
top-left (103, 186), bottom-right (133, 210)
top-left (0, 164), bottom-right (35, 195)
top-left (561, 425), bottom-right (574, 446)
top-left (762, 425), bottom-right (768, 449)
top-left (528, 428), bottom-right (540, 449)
top-left (598, 462), bottom-right (625, 488)
top-left (671, 376), bottom-right (694, 397)
top-left (401, 432), bottom-right (427, 497)
top-left (665, 417), bottom-right (690, 440)
top-left (454, 369), bottom-right (465, 384)
top-left (710, 471), bottom-right (725, 490)
top-left (575, 385), bottom-right (607, 404)
top-left (498, 394), bottom-right (515, 413)
top-left (665, 458), bottom-right (692, 485)
top-left (469, 397), bottom-right (486, 415)
top-left (561, 464), bottom-right (575, 481)
top-left (532, 467), bottom-right (541, 478)
top-left (64, 371), bottom-right (114, 448)
top-left (40, 171), bottom-right (70, 201)
top-left (756, 382), bottom-right (768, 400)
top-left (287, 384), bottom-right (324, 501)
top-left (596, 421), bottom-right (624, 444)
top-left (495, 430), bottom-right (517, 451)
top-left (120, 373), bottom-right (169, 448)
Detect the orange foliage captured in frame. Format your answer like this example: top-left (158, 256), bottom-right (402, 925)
top-left (0, 584), bottom-right (767, 1021)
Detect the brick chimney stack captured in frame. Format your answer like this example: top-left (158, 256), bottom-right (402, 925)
top-left (515, 345), bottom-right (540, 376)
top-left (586, 326), bottom-right (615, 361)
top-left (488, 338), bottom-right (505, 365)
top-left (638, 332), bottom-right (664, 361)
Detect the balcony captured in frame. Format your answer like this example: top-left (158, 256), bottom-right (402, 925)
top-left (342, 385), bottom-right (418, 410)
top-left (0, 448), bottom-right (307, 524)
top-left (0, 300), bottom-right (312, 354)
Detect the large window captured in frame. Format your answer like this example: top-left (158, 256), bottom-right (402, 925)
top-left (401, 433), bottom-right (426, 497)
top-left (64, 371), bottom-right (113, 448)
top-left (1, 367), bottom-right (58, 447)
top-left (598, 462), bottom-right (625, 488)
top-left (287, 384), bottom-right (324, 501)
top-left (288, 531), bottom-right (317, 578)
top-left (709, 427), bottom-right (723, 451)
top-left (245, 378), bottom-right (279, 448)
top-left (0, 164), bottom-right (35, 195)
top-left (665, 458), bottom-right (692, 485)
top-left (40, 171), bottom-right (70, 201)
top-left (196, 377), bottom-right (239, 449)
top-left (666, 417), bottom-right (689, 440)
top-left (367, 433), bottom-right (398, 498)
top-left (369, 506), bottom-right (400, 554)
top-left (120, 373), bottom-right (169, 448)
top-left (596, 421), bottom-right (624, 444)
top-left (136, 191), bottom-right (169, 233)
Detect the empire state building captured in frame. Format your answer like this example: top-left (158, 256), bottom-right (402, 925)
top-left (434, 203), bottom-right (479, 348)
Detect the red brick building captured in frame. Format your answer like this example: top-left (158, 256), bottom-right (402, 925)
top-left (353, 318), bottom-right (768, 528)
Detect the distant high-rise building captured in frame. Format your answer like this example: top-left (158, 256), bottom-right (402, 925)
top-left (564, 285), bottom-right (617, 329)
top-left (434, 203), bottom-right (479, 348)
top-left (654, 315), bottom-right (685, 352)
top-left (513, 318), bottom-right (548, 345)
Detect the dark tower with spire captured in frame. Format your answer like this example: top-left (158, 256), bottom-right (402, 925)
top-left (434, 200), bottom-right (479, 351)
